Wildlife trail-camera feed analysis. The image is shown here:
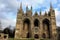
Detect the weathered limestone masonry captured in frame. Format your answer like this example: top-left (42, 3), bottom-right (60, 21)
top-left (14, 3), bottom-right (57, 40)
top-left (0, 33), bottom-right (8, 40)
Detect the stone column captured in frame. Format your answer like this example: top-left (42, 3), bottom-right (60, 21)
top-left (40, 21), bottom-right (43, 38)
top-left (31, 20), bottom-right (34, 38)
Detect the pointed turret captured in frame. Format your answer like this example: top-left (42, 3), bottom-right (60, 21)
top-left (50, 2), bottom-right (53, 11)
top-left (40, 9), bottom-right (41, 15)
top-left (26, 5), bottom-right (29, 16)
top-left (35, 11), bottom-right (38, 16)
top-left (45, 11), bottom-right (47, 16)
top-left (17, 2), bottom-right (23, 19)
top-left (26, 5), bottom-right (28, 12)
top-left (25, 5), bottom-right (33, 16)
top-left (20, 2), bottom-right (22, 11)
top-left (49, 2), bottom-right (55, 17)
top-left (30, 6), bottom-right (32, 15)
top-left (50, 2), bottom-right (55, 12)
top-left (19, 2), bottom-right (23, 13)
top-left (31, 6), bottom-right (32, 11)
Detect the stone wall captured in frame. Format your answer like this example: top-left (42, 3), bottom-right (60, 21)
top-left (0, 33), bottom-right (8, 40)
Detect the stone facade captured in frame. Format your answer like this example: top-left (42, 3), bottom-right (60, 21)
top-left (0, 33), bottom-right (8, 40)
top-left (14, 3), bottom-right (57, 40)
top-left (57, 27), bottom-right (60, 40)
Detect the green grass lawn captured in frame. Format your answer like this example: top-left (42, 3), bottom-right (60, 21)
top-left (9, 38), bottom-right (14, 40)
top-left (9, 38), bottom-right (50, 40)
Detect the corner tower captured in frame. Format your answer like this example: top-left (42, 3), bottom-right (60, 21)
top-left (15, 3), bottom-right (24, 39)
top-left (48, 3), bottom-right (57, 40)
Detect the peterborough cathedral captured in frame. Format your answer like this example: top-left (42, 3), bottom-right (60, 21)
top-left (14, 3), bottom-right (57, 40)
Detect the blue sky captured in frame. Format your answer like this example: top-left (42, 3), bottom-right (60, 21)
top-left (0, 0), bottom-right (60, 29)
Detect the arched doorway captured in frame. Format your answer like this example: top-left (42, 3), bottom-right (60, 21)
top-left (34, 34), bottom-right (39, 39)
top-left (34, 19), bottom-right (39, 27)
top-left (23, 18), bottom-right (31, 38)
top-left (42, 33), bottom-right (46, 38)
top-left (42, 19), bottom-right (51, 38)
top-left (26, 32), bottom-right (31, 38)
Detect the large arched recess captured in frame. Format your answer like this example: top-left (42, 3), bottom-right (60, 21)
top-left (23, 18), bottom-right (31, 38)
top-left (34, 19), bottom-right (40, 27)
top-left (23, 18), bottom-right (31, 30)
top-left (42, 19), bottom-right (51, 38)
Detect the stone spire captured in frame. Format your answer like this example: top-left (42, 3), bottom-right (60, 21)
top-left (50, 2), bottom-right (53, 11)
top-left (20, 2), bottom-right (22, 11)
top-left (26, 5), bottom-right (29, 16)
top-left (45, 11), bottom-right (47, 16)
top-left (49, 2), bottom-right (55, 16)
top-left (26, 5), bottom-right (28, 12)
top-left (17, 2), bottom-right (23, 17)
top-left (35, 11), bottom-right (38, 16)
top-left (40, 9), bottom-right (41, 15)
top-left (31, 6), bottom-right (32, 11)
top-left (50, 2), bottom-right (52, 8)
top-left (30, 6), bottom-right (32, 15)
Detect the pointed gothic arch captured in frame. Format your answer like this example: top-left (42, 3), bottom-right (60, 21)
top-left (23, 18), bottom-right (31, 38)
top-left (34, 19), bottom-right (39, 27)
top-left (23, 18), bottom-right (30, 30)
top-left (42, 19), bottom-right (51, 38)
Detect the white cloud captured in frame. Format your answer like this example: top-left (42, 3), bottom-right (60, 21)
top-left (21, 0), bottom-right (44, 5)
top-left (0, 4), bottom-right (6, 8)
top-left (55, 8), bottom-right (60, 16)
top-left (55, 8), bottom-right (60, 26)
top-left (1, 18), bottom-right (16, 29)
top-left (5, 0), bottom-right (20, 8)
top-left (0, 0), bottom-right (60, 29)
top-left (57, 4), bottom-right (60, 8)
top-left (21, 0), bottom-right (45, 9)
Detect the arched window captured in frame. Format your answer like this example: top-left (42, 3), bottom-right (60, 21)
top-left (34, 19), bottom-right (39, 27)
top-left (42, 19), bottom-right (51, 38)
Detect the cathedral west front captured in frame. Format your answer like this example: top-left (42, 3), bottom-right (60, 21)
top-left (14, 3), bottom-right (57, 40)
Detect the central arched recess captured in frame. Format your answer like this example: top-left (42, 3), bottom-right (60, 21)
top-left (42, 19), bottom-right (51, 38)
top-left (23, 18), bottom-right (31, 38)
top-left (34, 19), bottom-right (39, 27)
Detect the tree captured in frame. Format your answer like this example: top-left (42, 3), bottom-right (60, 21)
top-left (3, 27), bottom-right (10, 37)
top-left (0, 20), bottom-right (3, 33)
top-left (3, 26), bottom-right (15, 38)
